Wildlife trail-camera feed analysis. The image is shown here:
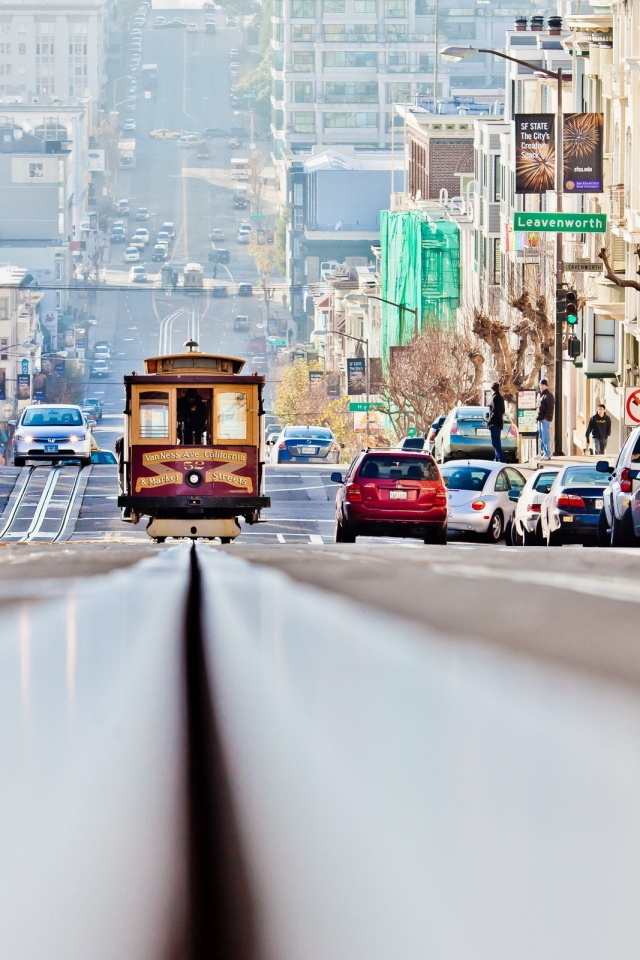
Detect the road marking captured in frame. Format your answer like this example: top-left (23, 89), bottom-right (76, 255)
top-left (309, 534), bottom-right (324, 544)
top-left (276, 533), bottom-right (286, 543)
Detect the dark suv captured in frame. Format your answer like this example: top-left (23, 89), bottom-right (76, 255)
top-left (331, 450), bottom-right (448, 544)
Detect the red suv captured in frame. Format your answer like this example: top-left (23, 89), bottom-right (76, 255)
top-left (331, 450), bottom-right (448, 544)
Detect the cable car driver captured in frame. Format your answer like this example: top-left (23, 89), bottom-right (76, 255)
top-left (178, 389), bottom-right (208, 444)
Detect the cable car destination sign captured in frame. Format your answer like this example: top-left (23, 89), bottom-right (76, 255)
top-left (514, 212), bottom-right (607, 233)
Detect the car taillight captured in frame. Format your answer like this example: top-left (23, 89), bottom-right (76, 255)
top-left (434, 485), bottom-right (447, 504)
top-left (346, 484), bottom-right (363, 502)
top-left (527, 503), bottom-right (541, 513)
top-left (278, 442), bottom-right (286, 450)
top-left (428, 431), bottom-right (436, 441)
top-left (449, 422), bottom-right (459, 435)
top-left (471, 500), bottom-right (485, 510)
top-left (507, 425), bottom-right (517, 439)
top-left (556, 493), bottom-right (586, 508)
top-left (620, 467), bottom-right (632, 493)
top-left (331, 443), bottom-right (340, 452)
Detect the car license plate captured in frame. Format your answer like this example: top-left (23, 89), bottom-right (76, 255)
top-left (44, 444), bottom-right (58, 453)
top-left (595, 498), bottom-right (603, 509)
top-left (476, 428), bottom-right (490, 437)
top-left (389, 490), bottom-right (408, 500)
top-left (300, 446), bottom-right (317, 455)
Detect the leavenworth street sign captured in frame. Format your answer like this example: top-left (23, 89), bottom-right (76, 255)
top-left (513, 212), bottom-right (607, 233)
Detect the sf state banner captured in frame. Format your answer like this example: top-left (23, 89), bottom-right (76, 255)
top-left (515, 114), bottom-right (555, 194)
top-left (563, 113), bottom-right (603, 193)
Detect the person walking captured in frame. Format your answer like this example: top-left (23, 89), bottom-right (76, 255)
top-left (536, 378), bottom-right (555, 460)
top-left (585, 404), bottom-right (611, 454)
top-left (487, 381), bottom-right (505, 462)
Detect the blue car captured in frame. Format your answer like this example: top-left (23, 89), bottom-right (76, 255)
top-left (540, 463), bottom-right (609, 546)
top-left (269, 426), bottom-right (341, 464)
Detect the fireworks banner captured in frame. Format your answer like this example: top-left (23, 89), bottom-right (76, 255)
top-left (515, 115), bottom-right (555, 194)
top-left (346, 358), bottom-right (367, 396)
top-left (564, 113), bottom-right (603, 193)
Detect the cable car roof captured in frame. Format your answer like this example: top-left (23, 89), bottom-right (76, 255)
top-left (143, 352), bottom-right (246, 374)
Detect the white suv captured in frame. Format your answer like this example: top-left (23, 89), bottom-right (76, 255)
top-left (13, 404), bottom-right (91, 467)
top-left (598, 425), bottom-right (640, 545)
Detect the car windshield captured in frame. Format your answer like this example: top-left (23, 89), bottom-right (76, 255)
top-left (561, 467), bottom-right (607, 485)
top-left (359, 456), bottom-right (440, 481)
top-left (441, 465), bottom-right (490, 491)
top-left (284, 427), bottom-right (333, 439)
top-left (23, 407), bottom-right (83, 427)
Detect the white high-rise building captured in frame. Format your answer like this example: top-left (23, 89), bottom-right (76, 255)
top-left (0, 0), bottom-right (108, 111)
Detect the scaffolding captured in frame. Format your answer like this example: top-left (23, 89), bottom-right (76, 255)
top-left (380, 210), bottom-right (460, 364)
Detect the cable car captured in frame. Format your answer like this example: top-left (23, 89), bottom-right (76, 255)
top-left (116, 342), bottom-right (270, 542)
top-left (183, 261), bottom-right (204, 295)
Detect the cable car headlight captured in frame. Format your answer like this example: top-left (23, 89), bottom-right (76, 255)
top-left (185, 469), bottom-right (203, 487)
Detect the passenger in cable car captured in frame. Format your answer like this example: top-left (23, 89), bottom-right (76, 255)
top-left (177, 388), bottom-right (209, 444)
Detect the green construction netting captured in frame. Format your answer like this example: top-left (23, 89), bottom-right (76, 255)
top-left (380, 210), bottom-right (461, 366)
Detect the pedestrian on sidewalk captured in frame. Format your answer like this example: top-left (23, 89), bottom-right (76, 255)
top-left (536, 378), bottom-right (555, 459)
top-left (585, 404), bottom-right (611, 454)
top-left (487, 381), bottom-right (505, 462)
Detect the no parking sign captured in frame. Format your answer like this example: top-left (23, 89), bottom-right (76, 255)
top-left (624, 386), bottom-right (640, 426)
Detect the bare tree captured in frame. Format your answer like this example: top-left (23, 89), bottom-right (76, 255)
top-left (598, 245), bottom-right (640, 290)
top-left (248, 150), bottom-right (265, 216)
top-left (249, 236), bottom-right (277, 319)
top-left (378, 327), bottom-right (483, 438)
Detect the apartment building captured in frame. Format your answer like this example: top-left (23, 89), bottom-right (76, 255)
top-left (0, 0), bottom-right (107, 114)
top-left (0, 264), bottom-right (43, 413)
top-left (270, 0), bottom-right (528, 156)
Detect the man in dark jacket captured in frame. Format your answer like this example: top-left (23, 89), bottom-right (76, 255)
top-left (536, 379), bottom-right (555, 459)
top-left (585, 404), bottom-right (611, 454)
top-left (487, 381), bottom-right (506, 462)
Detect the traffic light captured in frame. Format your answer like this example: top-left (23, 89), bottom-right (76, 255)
top-left (565, 289), bottom-right (578, 326)
top-left (556, 285), bottom-right (567, 323)
top-left (567, 335), bottom-right (581, 359)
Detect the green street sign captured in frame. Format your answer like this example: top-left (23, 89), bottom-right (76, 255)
top-left (349, 401), bottom-right (383, 412)
top-left (270, 338), bottom-right (287, 346)
top-left (251, 215), bottom-right (266, 220)
top-left (407, 427), bottom-right (417, 437)
top-left (514, 212), bottom-right (607, 234)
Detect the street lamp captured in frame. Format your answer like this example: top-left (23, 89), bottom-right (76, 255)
top-left (366, 294), bottom-right (419, 338)
top-left (112, 75), bottom-right (132, 112)
top-left (327, 328), bottom-right (370, 408)
top-left (441, 44), bottom-right (569, 455)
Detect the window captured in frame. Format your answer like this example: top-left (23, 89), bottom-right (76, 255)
top-left (443, 21), bottom-right (476, 40)
top-left (386, 82), bottom-right (411, 102)
top-left (294, 209), bottom-right (304, 229)
top-left (440, 466), bottom-right (490, 491)
top-left (293, 182), bottom-right (303, 205)
top-left (505, 468), bottom-right (525, 491)
top-left (18, 44), bottom-right (25, 55)
top-left (138, 391), bottom-right (169, 439)
top-left (491, 238), bottom-right (501, 284)
top-left (355, 0), bottom-right (376, 10)
top-left (323, 0), bottom-right (345, 10)
top-left (388, 51), bottom-right (407, 68)
top-left (593, 315), bottom-right (616, 363)
top-left (215, 391), bottom-right (248, 441)
top-left (294, 81), bottom-right (313, 102)
top-left (494, 471), bottom-right (509, 492)
top-left (29, 163), bottom-right (44, 178)
top-left (385, 0), bottom-right (406, 15)
top-left (273, 78), bottom-right (284, 99)
top-left (292, 51), bottom-right (314, 71)
top-left (387, 23), bottom-right (406, 34)
top-left (273, 49), bottom-right (283, 70)
top-left (324, 24), bottom-right (346, 38)
top-left (358, 455), bottom-right (440, 481)
top-left (326, 81), bottom-right (378, 102)
top-left (324, 51), bottom-right (377, 67)
top-left (0, 44), bottom-right (11, 54)
top-left (292, 23), bottom-right (314, 39)
top-left (324, 111), bottom-right (377, 127)
top-left (291, 0), bottom-right (314, 16)
top-left (274, 21), bottom-right (284, 40)
top-left (292, 110), bottom-right (315, 132)
top-left (0, 337), bottom-right (7, 359)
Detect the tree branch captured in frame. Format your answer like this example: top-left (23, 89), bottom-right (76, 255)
top-left (598, 246), bottom-right (640, 290)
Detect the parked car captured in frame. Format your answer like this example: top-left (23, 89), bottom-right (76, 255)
top-left (84, 397), bottom-right (103, 421)
top-left (177, 134), bottom-right (203, 147)
top-left (509, 467), bottom-right (559, 545)
top-left (426, 414), bottom-right (447, 454)
top-left (129, 264), bottom-right (148, 283)
top-left (237, 282), bottom-right (253, 297)
top-left (331, 450), bottom-right (448, 544)
top-left (13, 404), bottom-right (92, 468)
top-left (124, 244), bottom-right (140, 262)
top-left (90, 359), bottom-right (110, 379)
top-left (440, 460), bottom-right (526, 543)
top-left (265, 423), bottom-right (282, 444)
top-left (210, 228), bottom-right (226, 241)
top-left (596, 425), bottom-right (640, 545)
top-left (122, 119), bottom-right (136, 133)
top-left (540, 463), bottom-right (610, 546)
top-left (233, 315), bottom-right (250, 332)
top-left (270, 425), bottom-right (341, 465)
top-left (434, 405), bottom-right (518, 463)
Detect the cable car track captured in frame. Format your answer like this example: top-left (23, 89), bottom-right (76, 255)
top-left (0, 463), bottom-right (86, 543)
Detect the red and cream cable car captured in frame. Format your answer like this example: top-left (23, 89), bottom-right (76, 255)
top-left (117, 343), bottom-right (270, 541)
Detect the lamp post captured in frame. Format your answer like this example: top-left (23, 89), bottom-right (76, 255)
top-left (366, 294), bottom-right (419, 339)
top-left (112, 75), bottom-right (132, 112)
top-left (328, 329), bottom-right (370, 408)
top-left (441, 45), bottom-right (569, 455)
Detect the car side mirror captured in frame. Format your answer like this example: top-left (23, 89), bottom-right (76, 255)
top-left (330, 472), bottom-right (344, 483)
top-left (8, 419), bottom-right (17, 428)
top-left (595, 459), bottom-right (613, 474)
top-left (508, 490), bottom-right (521, 502)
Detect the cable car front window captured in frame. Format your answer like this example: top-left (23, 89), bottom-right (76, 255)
top-left (139, 391), bottom-right (169, 439)
top-left (215, 391), bottom-right (248, 441)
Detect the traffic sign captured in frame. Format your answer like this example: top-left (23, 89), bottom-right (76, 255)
top-left (625, 387), bottom-right (640, 426)
top-left (349, 402), bottom-right (383, 412)
top-left (407, 427), bottom-right (417, 437)
top-left (269, 338), bottom-right (287, 347)
top-left (563, 261), bottom-right (603, 273)
top-left (514, 212), bottom-right (607, 233)
top-left (251, 215), bottom-right (266, 220)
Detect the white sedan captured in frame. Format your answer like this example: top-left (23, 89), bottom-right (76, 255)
top-left (13, 404), bottom-right (92, 468)
top-left (510, 466), bottom-right (559, 545)
top-left (440, 459), bottom-right (526, 543)
top-left (124, 245), bottom-right (140, 262)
